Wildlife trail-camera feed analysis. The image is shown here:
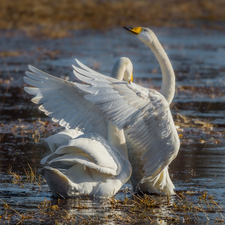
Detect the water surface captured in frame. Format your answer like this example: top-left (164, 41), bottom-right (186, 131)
top-left (0, 27), bottom-right (225, 224)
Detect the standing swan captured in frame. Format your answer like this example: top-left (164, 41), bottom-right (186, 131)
top-left (123, 27), bottom-right (178, 194)
top-left (72, 27), bottom-right (180, 195)
top-left (24, 58), bottom-right (132, 198)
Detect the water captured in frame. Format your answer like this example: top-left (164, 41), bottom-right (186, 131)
top-left (0, 27), bottom-right (225, 224)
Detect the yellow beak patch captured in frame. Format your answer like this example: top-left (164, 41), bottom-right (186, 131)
top-left (129, 73), bottom-right (133, 83)
top-left (130, 27), bottom-right (143, 34)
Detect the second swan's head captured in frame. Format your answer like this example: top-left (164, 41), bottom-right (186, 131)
top-left (111, 57), bottom-right (133, 83)
top-left (124, 26), bottom-right (156, 46)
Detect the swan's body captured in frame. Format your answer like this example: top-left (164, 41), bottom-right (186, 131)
top-left (121, 27), bottom-right (179, 194)
top-left (24, 27), bottom-right (180, 196)
top-left (25, 58), bottom-right (132, 198)
top-left (72, 27), bottom-right (179, 195)
top-left (40, 129), bottom-right (131, 197)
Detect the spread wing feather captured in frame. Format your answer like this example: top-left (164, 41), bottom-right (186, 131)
top-left (73, 60), bottom-right (180, 181)
top-left (24, 65), bottom-right (108, 138)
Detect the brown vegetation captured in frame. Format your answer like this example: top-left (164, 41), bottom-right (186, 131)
top-left (0, 185), bottom-right (224, 224)
top-left (0, 0), bottom-right (225, 38)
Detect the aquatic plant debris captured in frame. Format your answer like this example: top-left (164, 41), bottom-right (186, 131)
top-left (0, 178), bottom-right (225, 225)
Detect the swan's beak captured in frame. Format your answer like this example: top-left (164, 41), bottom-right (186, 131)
top-left (124, 27), bottom-right (143, 35)
top-left (129, 73), bottom-right (133, 83)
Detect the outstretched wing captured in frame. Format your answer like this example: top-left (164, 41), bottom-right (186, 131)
top-left (73, 60), bottom-right (180, 181)
top-left (24, 64), bottom-right (108, 138)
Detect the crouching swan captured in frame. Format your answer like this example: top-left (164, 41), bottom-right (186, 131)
top-left (39, 129), bottom-right (131, 198)
top-left (24, 57), bottom-right (133, 198)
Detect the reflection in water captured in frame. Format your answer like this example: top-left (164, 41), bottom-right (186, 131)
top-left (170, 142), bottom-right (225, 213)
top-left (171, 143), bottom-right (225, 179)
top-left (1, 27), bottom-right (225, 223)
top-left (48, 193), bottom-right (177, 224)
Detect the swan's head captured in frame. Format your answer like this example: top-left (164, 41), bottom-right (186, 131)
top-left (112, 57), bottom-right (133, 83)
top-left (124, 27), bottom-right (156, 45)
top-left (122, 57), bottom-right (133, 83)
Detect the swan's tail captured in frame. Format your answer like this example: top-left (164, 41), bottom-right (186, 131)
top-left (137, 166), bottom-right (175, 195)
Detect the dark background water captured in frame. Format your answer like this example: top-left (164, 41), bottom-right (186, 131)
top-left (0, 27), bottom-right (225, 224)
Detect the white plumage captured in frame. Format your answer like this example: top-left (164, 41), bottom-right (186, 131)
top-left (25, 58), bottom-right (133, 198)
top-left (120, 27), bottom-right (179, 194)
top-left (24, 66), bottom-right (108, 138)
top-left (39, 129), bottom-right (131, 197)
top-left (24, 27), bottom-right (180, 196)
top-left (72, 58), bottom-right (179, 195)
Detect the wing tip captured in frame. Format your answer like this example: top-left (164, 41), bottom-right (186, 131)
top-left (23, 76), bottom-right (29, 82)
top-left (72, 64), bottom-right (77, 70)
top-left (75, 58), bottom-right (79, 64)
top-left (28, 65), bottom-right (35, 71)
top-left (23, 86), bottom-right (28, 93)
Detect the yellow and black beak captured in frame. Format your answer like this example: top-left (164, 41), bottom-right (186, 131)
top-left (124, 27), bottom-right (143, 35)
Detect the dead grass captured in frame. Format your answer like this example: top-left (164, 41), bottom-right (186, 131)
top-left (2, 165), bottom-right (225, 223)
top-left (7, 164), bottom-right (43, 188)
top-left (174, 113), bottom-right (225, 145)
top-left (7, 166), bottom-right (23, 187)
top-left (178, 86), bottom-right (225, 99)
top-left (0, 190), bottom-right (224, 224)
top-left (0, 51), bottom-right (21, 57)
top-left (0, 118), bottom-right (61, 144)
top-left (0, 0), bottom-right (225, 38)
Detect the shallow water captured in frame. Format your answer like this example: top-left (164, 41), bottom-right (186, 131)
top-left (0, 27), bottom-right (225, 224)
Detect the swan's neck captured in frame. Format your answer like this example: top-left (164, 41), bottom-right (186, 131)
top-left (107, 58), bottom-right (128, 158)
top-left (107, 121), bottom-right (128, 158)
top-left (149, 37), bottom-right (175, 104)
top-left (111, 59), bottom-right (126, 81)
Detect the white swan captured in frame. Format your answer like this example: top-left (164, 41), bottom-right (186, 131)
top-left (24, 57), bottom-right (133, 198)
top-left (72, 27), bottom-right (180, 195)
top-left (121, 27), bottom-right (178, 194)
top-left (24, 27), bottom-right (180, 196)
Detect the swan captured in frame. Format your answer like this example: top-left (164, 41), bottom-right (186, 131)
top-left (24, 57), bottom-right (133, 198)
top-left (72, 27), bottom-right (180, 195)
top-left (24, 27), bottom-right (180, 196)
top-left (122, 27), bottom-right (178, 194)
